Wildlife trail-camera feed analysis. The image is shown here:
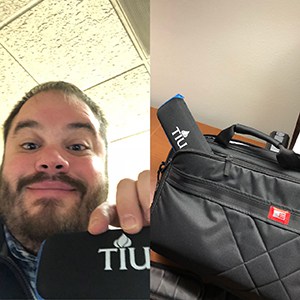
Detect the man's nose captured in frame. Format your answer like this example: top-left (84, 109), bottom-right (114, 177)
top-left (35, 147), bottom-right (70, 174)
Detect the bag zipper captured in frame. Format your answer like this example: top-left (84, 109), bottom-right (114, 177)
top-left (223, 155), bottom-right (233, 177)
top-left (224, 154), bottom-right (300, 183)
top-left (156, 156), bottom-right (174, 185)
top-left (171, 149), bottom-right (300, 184)
top-left (167, 167), bottom-right (300, 234)
top-left (207, 134), bottom-right (300, 173)
top-left (152, 158), bottom-right (173, 212)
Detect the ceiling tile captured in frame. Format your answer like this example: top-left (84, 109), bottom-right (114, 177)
top-left (0, 44), bottom-right (37, 132)
top-left (0, 0), bottom-right (142, 90)
top-left (0, 0), bottom-right (33, 23)
top-left (85, 65), bottom-right (150, 142)
top-left (117, 0), bottom-right (150, 57)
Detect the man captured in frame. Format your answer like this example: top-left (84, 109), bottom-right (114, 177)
top-left (0, 81), bottom-right (150, 299)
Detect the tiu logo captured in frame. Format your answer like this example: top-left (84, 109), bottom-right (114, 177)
top-left (98, 234), bottom-right (150, 271)
top-left (172, 126), bottom-right (190, 149)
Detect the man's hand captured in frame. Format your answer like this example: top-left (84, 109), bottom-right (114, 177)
top-left (88, 170), bottom-right (151, 235)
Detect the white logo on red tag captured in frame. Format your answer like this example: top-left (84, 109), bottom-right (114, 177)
top-left (268, 206), bottom-right (291, 225)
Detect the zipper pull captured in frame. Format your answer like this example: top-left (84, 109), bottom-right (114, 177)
top-left (224, 155), bottom-right (233, 176)
top-left (156, 158), bottom-right (172, 185)
top-left (157, 161), bottom-right (166, 183)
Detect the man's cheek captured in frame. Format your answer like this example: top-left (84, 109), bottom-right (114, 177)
top-left (1, 171), bottom-right (19, 193)
top-left (2, 159), bottom-right (29, 183)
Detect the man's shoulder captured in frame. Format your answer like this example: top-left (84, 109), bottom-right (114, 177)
top-left (0, 221), bottom-right (34, 299)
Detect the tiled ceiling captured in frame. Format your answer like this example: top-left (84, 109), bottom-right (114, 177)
top-left (0, 0), bottom-right (150, 203)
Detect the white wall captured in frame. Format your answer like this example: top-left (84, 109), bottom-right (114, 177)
top-left (151, 0), bottom-right (300, 139)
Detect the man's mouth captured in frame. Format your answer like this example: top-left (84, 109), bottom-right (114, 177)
top-left (27, 180), bottom-right (77, 191)
top-left (17, 172), bottom-right (87, 198)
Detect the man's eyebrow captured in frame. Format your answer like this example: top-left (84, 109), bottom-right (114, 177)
top-left (66, 122), bottom-right (97, 136)
top-left (13, 120), bottom-right (41, 135)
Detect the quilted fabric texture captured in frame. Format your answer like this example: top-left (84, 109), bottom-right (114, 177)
top-left (220, 207), bottom-right (300, 299)
top-left (151, 148), bottom-right (300, 300)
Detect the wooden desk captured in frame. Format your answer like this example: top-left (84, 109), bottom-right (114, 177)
top-left (150, 106), bottom-right (264, 265)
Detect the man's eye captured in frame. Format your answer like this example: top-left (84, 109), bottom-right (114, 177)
top-left (68, 144), bottom-right (89, 151)
top-left (21, 143), bottom-right (40, 150)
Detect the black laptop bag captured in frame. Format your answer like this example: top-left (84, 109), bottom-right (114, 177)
top-left (151, 96), bottom-right (300, 300)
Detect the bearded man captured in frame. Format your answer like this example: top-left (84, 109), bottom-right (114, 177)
top-left (0, 81), bottom-right (149, 299)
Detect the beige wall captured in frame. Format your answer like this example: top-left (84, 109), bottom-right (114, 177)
top-left (151, 0), bottom-right (300, 139)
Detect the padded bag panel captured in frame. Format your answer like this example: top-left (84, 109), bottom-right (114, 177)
top-left (151, 151), bottom-right (300, 300)
top-left (36, 228), bottom-right (150, 299)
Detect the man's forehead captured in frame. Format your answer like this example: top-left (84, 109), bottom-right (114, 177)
top-left (13, 91), bottom-right (101, 133)
top-left (20, 90), bottom-right (88, 111)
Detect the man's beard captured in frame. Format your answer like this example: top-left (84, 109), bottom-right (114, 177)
top-left (0, 172), bottom-right (108, 253)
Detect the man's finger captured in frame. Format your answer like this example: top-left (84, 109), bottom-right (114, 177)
top-left (88, 202), bottom-right (118, 235)
top-left (116, 178), bottom-right (144, 234)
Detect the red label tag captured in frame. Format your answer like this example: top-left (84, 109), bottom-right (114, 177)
top-left (268, 206), bottom-right (291, 225)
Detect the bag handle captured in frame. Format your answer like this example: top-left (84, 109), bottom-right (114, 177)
top-left (215, 123), bottom-right (300, 170)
